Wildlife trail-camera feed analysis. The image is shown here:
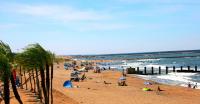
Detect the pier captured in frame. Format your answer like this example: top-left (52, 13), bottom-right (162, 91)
top-left (127, 66), bottom-right (200, 75)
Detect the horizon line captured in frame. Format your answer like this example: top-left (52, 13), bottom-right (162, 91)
top-left (58, 49), bottom-right (200, 56)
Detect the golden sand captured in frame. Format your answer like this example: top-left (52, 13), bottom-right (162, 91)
top-left (11, 63), bottom-right (200, 104)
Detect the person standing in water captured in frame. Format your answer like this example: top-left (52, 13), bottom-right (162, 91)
top-left (188, 82), bottom-right (192, 88)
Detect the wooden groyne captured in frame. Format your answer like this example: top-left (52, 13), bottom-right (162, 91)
top-left (127, 66), bottom-right (200, 75)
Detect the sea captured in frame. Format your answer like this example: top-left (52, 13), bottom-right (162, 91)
top-left (73, 50), bottom-right (200, 89)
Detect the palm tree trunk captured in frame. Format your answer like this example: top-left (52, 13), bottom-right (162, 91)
top-left (32, 69), bottom-right (36, 93)
top-left (29, 71), bottom-right (33, 91)
top-left (24, 70), bottom-right (28, 90)
top-left (20, 66), bottom-right (23, 89)
top-left (35, 68), bottom-right (42, 102)
top-left (40, 66), bottom-right (48, 104)
top-left (46, 64), bottom-right (50, 104)
top-left (3, 75), bottom-right (10, 104)
top-left (50, 64), bottom-right (54, 104)
top-left (10, 73), bottom-right (23, 104)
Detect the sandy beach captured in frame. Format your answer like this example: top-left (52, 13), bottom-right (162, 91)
top-left (50, 64), bottom-right (200, 104)
top-left (9, 62), bottom-right (200, 104)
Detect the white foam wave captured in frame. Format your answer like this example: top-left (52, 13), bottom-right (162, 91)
top-left (137, 59), bottom-right (160, 62)
top-left (137, 72), bottom-right (200, 89)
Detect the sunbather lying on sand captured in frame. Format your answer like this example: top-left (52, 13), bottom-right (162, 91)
top-left (104, 81), bottom-right (112, 85)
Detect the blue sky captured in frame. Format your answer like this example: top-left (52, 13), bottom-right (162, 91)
top-left (0, 0), bottom-right (200, 55)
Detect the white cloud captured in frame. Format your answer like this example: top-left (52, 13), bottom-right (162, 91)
top-left (77, 23), bottom-right (132, 31)
top-left (118, 0), bottom-right (200, 4)
top-left (0, 24), bottom-right (18, 30)
top-left (0, 3), bottom-right (134, 31)
top-left (0, 3), bottom-right (111, 22)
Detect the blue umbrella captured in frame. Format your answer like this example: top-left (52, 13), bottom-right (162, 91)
top-left (63, 80), bottom-right (73, 88)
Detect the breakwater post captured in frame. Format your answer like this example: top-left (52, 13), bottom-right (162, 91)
top-left (159, 67), bottom-right (161, 74)
top-left (137, 67), bottom-right (140, 74)
top-left (166, 67), bottom-right (168, 74)
top-left (188, 66), bottom-right (190, 71)
top-left (195, 66), bottom-right (198, 72)
top-left (151, 67), bottom-right (154, 75)
top-left (144, 67), bottom-right (147, 75)
top-left (127, 66), bottom-right (199, 75)
top-left (173, 66), bottom-right (176, 72)
top-left (181, 66), bottom-right (183, 71)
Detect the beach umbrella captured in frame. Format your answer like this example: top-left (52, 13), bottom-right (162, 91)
top-left (63, 80), bottom-right (73, 88)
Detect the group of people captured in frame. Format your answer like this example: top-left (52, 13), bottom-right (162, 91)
top-left (70, 69), bottom-right (87, 82)
top-left (188, 82), bottom-right (198, 89)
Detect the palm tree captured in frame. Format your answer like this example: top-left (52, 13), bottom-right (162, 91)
top-left (46, 52), bottom-right (57, 104)
top-left (35, 68), bottom-right (42, 101)
top-left (50, 63), bottom-right (54, 104)
top-left (15, 43), bottom-right (50, 104)
top-left (45, 51), bottom-right (57, 104)
top-left (15, 49), bottom-right (43, 102)
top-left (19, 66), bottom-right (23, 89)
top-left (0, 53), bottom-right (10, 104)
top-left (0, 41), bottom-right (23, 104)
top-left (31, 69), bottom-right (36, 93)
top-left (28, 70), bottom-right (33, 91)
top-left (23, 70), bottom-right (28, 90)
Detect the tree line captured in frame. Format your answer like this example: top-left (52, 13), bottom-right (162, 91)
top-left (0, 41), bottom-right (58, 104)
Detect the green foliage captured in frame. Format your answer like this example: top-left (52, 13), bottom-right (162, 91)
top-left (0, 41), bottom-right (12, 81)
top-left (15, 43), bottom-right (56, 70)
top-left (0, 41), bottom-right (14, 62)
top-left (0, 52), bottom-right (11, 81)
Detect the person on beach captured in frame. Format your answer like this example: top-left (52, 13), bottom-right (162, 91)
top-left (188, 82), bottom-right (191, 88)
top-left (122, 69), bottom-right (127, 77)
top-left (81, 73), bottom-right (87, 81)
top-left (193, 83), bottom-right (198, 89)
top-left (16, 76), bottom-right (20, 87)
top-left (118, 76), bottom-right (127, 86)
top-left (70, 68), bottom-right (80, 82)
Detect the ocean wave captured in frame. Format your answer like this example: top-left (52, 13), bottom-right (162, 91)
top-left (136, 73), bottom-right (200, 89)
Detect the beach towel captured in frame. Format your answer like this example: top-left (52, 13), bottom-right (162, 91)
top-left (144, 82), bottom-right (152, 85)
top-left (63, 80), bottom-right (73, 88)
top-left (119, 77), bottom-right (126, 80)
top-left (143, 88), bottom-right (152, 91)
